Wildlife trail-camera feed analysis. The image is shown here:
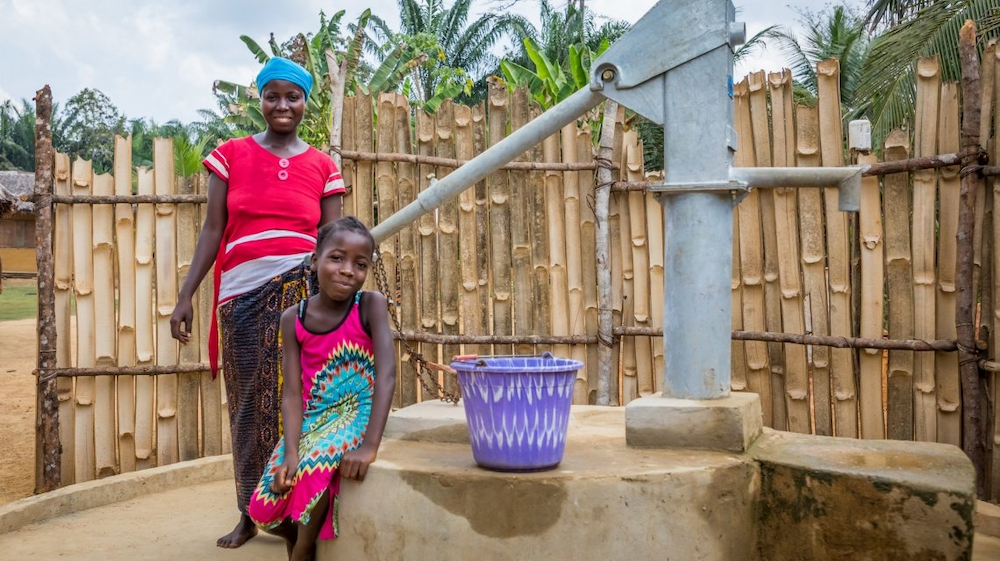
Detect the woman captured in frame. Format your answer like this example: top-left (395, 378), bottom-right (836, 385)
top-left (170, 56), bottom-right (344, 549)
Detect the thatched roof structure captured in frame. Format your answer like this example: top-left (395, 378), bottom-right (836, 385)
top-left (0, 171), bottom-right (34, 217)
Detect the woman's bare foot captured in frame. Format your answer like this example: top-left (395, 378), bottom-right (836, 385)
top-left (217, 514), bottom-right (258, 548)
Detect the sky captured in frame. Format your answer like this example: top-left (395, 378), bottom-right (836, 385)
top-left (0, 0), bottom-right (863, 124)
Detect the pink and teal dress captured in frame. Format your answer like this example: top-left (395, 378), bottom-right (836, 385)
top-left (248, 292), bottom-right (375, 540)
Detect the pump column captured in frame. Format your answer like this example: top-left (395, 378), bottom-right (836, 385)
top-left (624, 0), bottom-right (763, 453)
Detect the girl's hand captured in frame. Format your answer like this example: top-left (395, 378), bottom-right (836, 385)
top-left (340, 445), bottom-right (377, 481)
top-left (169, 298), bottom-right (193, 344)
top-left (270, 455), bottom-right (298, 494)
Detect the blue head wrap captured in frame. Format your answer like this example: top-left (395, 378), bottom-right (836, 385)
top-left (256, 57), bottom-right (313, 100)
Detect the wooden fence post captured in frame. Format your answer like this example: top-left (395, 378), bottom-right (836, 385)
top-left (34, 85), bottom-right (60, 493)
top-left (595, 101), bottom-right (619, 405)
top-left (957, 20), bottom-right (987, 498)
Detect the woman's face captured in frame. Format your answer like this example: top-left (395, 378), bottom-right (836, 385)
top-left (260, 79), bottom-right (306, 134)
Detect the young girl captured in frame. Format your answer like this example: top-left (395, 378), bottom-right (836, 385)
top-left (247, 217), bottom-right (396, 561)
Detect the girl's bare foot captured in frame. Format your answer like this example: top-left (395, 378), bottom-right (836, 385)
top-left (217, 514), bottom-right (258, 548)
top-left (268, 518), bottom-right (298, 558)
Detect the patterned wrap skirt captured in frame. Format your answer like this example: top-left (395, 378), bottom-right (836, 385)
top-left (217, 263), bottom-right (312, 513)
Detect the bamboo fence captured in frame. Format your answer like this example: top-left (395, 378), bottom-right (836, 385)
top-left (29, 52), bottom-right (1000, 499)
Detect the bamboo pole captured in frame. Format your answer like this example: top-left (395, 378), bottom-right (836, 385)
top-left (913, 55), bottom-right (942, 443)
top-left (490, 84), bottom-right (514, 356)
top-left (858, 149), bottom-right (885, 439)
top-left (610, 106), bottom-right (625, 403)
top-left (435, 101), bottom-right (460, 395)
top-left (176, 174), bottom-right (201, 462)
top-left (71, 157), bottom-right (96, 482)
top-left (134, 167), bottom-right (155, 468)
top-left (770, 69), bottom-right (808, 432)
top-left (796, 104), bottom-right (830, 435)
top-left (511, 89), bottom-right (535, 358)
top-left (34, 86), bottom-right (60, 492)
top-left (473, 103), bottom-right (493, 356)
top-left (196, 173), bottom-right (221, 457)
top-left (595, 101), bottom-right (619, 405)
top-left (975, 42), bottom-right (997, 338)
top-left (92, 171), bottom-right (117, 478)
top-left (732, 202), bottom-right (749, 395)
top-left (735, 78), bottom-right (773, 425)
top-left (730, 88), bottom-right (749, 398)
top-left (957, 20), bottom-right (987, 496)
top-left (356, 93), bottom-right (375, 290)
top-left (623, 130), bottom-right (653, 398)
top-left (991, 44), bottom-right (1000, 500)
top-left (153, 138), bottom-right (178, 466)
top-left (530, 103), bottom-right (552, 359)
top-left (563, 121), bottom-right (589, 402)
top-left (546, 127), bottom-right (572, 364)
top-left (396, 95), bottom-right (420, 406)
top-left (417, 109), bottom-right (440, 398)
top-left (114, 136), bottom-right (136, 473)
top-left (937, 82), bottom-right (963, 446)
top-left (580, 126), bottom-right (601, 400)
top-left (456, 103), bottom-right (485, 363)
top-left (979, 41), bottom-right (996, 498)
top-left (53, 152), bottom-right (75, 484)
top-left (376, 93), bottom-right (400, 405)
top-left (749, 71), bottom-right (785, 428)
top-left (884, 130), bottom-right (915, 441)
top-left (817, 58), bottom-right (857, 438)
top-left (615, 133), bottom-right (637, 405)
top-left (342, 94), bottom-right (356, 217)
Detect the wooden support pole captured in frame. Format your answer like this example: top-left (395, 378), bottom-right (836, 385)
top-left (595, 101), bottom-right (619, 406)
top-left (958, 20), bottom-right (987, 497)
top-left (34, 85), bottom-right (60, 493)
top-left (613, 327), bottom-right (959, 352)
top-left (51, 194), bottom-right (206, 204)
top-left (337, 150), bottom-right (615, 171)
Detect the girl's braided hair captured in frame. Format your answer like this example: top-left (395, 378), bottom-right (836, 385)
top-left (316, 216), bottom-right (375, 254)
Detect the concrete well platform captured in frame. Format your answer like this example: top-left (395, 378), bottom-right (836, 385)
top-left (324, 403), bottom-right (760, 561)
top-left (0, 397), bottom-right (985, 561)
top-left (323, 399), bottom-right (978, 561)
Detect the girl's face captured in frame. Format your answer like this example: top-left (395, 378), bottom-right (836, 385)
top-left (260, 79), bottom-right (305, 134)
top-left (312, 230), bottom-right (372, 301)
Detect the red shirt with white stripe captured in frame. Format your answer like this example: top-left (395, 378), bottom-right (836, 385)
top-left (203, 136), bottom-right (345, 304)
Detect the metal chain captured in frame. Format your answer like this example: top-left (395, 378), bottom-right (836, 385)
top-left (373, 246), bottom-right (461, 404)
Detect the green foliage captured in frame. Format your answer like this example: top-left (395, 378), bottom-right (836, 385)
top-left (53, 88), bottom-right (128, 173)
top-left (504, 0), bottom-right (628, 72)
top-left (500, 37), bottom-right (608, 109)
top-left (0, 100), bottom-right (34, 171)
top-left (370, 0), bottom-right (532, 107)
top-left (773, 5), bottom-right (869, 107)
top-left (216, 9), bottom-right (367, 148)
top-left (854, 0), bottom-right (1000, 142)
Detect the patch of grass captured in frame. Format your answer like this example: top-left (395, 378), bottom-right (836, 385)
top-left (0, 278), bottom-right (38, 321)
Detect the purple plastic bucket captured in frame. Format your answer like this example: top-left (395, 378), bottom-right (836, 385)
top-left (451, 353), bottom-right (583, 472)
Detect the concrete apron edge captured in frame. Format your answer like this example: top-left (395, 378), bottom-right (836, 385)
top-left (0, 455), bottom-right (234, 535)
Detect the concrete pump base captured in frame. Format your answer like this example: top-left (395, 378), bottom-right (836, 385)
top-left (625, 391), bottom-right (763, 452)
top-left (322, 402), bottom-right (760, 561)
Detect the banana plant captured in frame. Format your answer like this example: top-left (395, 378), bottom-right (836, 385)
top-left (499, 37), bottom-right (610, 109)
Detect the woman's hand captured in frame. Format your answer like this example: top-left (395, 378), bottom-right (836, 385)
top-left (270, 454), bottom-right (298, 495)
top-left (340, 444), bottom-right (377, 481)
top-left (169, 297), bottom-right (193, 343)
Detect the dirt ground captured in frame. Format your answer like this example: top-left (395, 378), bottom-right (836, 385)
top-left (0, 318), bottom-right (37, 505)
